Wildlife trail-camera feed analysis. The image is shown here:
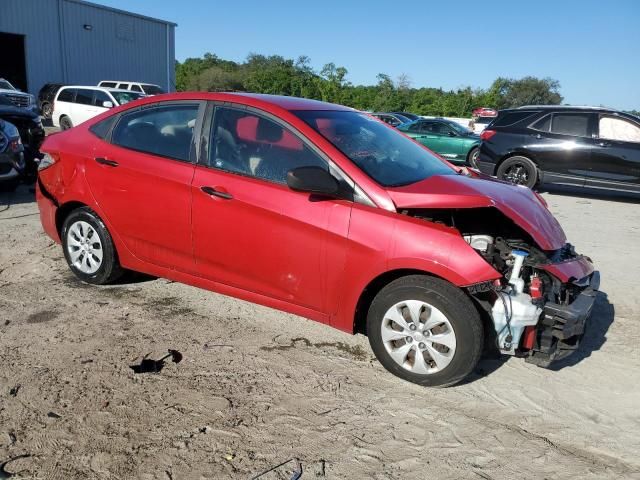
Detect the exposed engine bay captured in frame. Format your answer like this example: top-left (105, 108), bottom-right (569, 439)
top-left (403, 207), bottom-right (598, 366)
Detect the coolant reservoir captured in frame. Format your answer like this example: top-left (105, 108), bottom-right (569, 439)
top-left (491, 290), bottom-right (542, 355)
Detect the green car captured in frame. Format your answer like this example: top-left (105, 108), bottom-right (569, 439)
top-left (397, 118), bottom-right (480, 166)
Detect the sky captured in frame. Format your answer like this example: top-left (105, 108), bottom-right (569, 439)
top-left (97, 0), bottom-right (640, 110)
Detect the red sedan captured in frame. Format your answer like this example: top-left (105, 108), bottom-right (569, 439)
top-left (36, 93), bottom-right (598, 386)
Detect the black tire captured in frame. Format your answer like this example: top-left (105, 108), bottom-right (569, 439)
top-left (367, 275), bottom-right (483, 387)
top-left (59, 116), bottom-right (73, 131)
top-left (467, 147), bottom-right (480, 169)
top-left (61, 207), bottom-right (124, 285)
top-left (496, 155), bottom-right (538, 188)
top-left (41, 102), bottom-right (53, 119)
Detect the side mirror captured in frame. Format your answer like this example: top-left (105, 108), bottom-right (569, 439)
top-left (287, 166), bottom-right (339, 196)
top-left (102, 101), bottom-right (114, 108)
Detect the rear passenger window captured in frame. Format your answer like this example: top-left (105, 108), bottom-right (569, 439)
top-left (209, 107), bottom-right (327, 184)
top-left (551, 114), bottom-right (590, 137)
top-left (101, 82), bottom-right (117, 88)
top-left (131, 85), bottom-right (143, 93)
top-left (57, 89), bottom-right (75, 102)
top-left (111, 104), bottom-right (200, 162)
top-left (75, 89), bottom-right (94, 105)
top-left (118, 83), bottom-right (130, 90)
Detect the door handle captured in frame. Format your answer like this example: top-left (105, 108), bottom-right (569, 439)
top-left (95, 157), bottom-right (119, 167)
top-left (201, 186), bottom-right (233, 200)
top-left (531, 133), bottom-right (542, 139)
top-left (598, 141), bottom-right (611, 147)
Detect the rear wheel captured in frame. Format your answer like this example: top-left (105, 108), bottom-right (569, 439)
top-left (41, 102), bottom-right (53, 119)
top-left (59, 116), bottom-right (73, 131)
top-left (61, 207), bottom-right (123, 285)
top-left (367, 275), bottom-right (483, 387)
top-left (497, 155), bottom-right (538, 188)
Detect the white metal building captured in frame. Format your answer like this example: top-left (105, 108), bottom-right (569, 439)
top-left (0, 0), bottom-right (176, 95)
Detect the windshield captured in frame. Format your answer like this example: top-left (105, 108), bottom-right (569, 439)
top-left (142, 84), bottom-right (165, 95)
top-left (295, 110), bottom-right (456, 187)
top-left (110, 91), bottom-right (143, 105)
top-left (0, 80), bottom-right (15, 90)
top-left (448, 121), bottom-right (473, 135)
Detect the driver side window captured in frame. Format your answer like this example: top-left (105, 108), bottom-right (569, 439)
top-left (209, 107), bottom-right (328, 184)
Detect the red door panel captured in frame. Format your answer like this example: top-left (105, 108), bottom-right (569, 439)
top-left (84, 141), bottom-right (196, 272)
top-left (191, 166), bottom-right (352, 314)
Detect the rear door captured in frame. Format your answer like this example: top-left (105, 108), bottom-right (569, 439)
top-left (191, 104), bottom-right (352, 314)
top-left (526, 112), bottom-right (596, 185)
top-left (588, 114), bottom-right (640, 191)
top-left (84, 101), bottom-right (204, 271)
top-left (409, 121), bottom-right (444, 153)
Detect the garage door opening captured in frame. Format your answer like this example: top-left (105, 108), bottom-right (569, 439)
top-left (0, 32), bottom-right (28, 91)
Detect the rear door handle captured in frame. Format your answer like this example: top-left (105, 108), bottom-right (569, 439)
top-left (598, 141), bottom-right (611, 147)
top-left (201, 186), bottom-right (233, 200)
top-left (95, 157), bottom-right (119, 167)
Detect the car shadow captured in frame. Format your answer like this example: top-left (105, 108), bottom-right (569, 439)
top-left (0, 183), bottom-right (37, 210)
top-left (548, 290), bottom-right (614, 371)
top-left (537, 184), bottom-right (640, 204)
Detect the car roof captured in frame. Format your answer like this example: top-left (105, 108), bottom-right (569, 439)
top-left (229, 93), bottom-right (352, 111)
top-left (512, 105), bottom-right (616, 112)
top-left (59, 86), bottom-right (134, 93)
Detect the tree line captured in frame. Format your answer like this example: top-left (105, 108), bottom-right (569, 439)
top-left (175, 52), bottom-right (565, 117)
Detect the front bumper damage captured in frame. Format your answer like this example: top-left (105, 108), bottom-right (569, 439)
top-left (526, 271), bottom-right (600, 367)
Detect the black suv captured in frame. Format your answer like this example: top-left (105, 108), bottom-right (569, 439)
top-left (477, 106), bottom-right (640, 193)
top-left (37, 83), bottom-right (64, 119)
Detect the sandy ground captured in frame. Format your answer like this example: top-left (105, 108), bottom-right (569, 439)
top-left (1, 183), bottom-right (639, 479)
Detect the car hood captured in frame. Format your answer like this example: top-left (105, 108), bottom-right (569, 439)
top-left (387, 174), bottom-right (567, 251)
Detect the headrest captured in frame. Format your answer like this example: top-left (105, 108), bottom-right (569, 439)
top-left (256, 117), bottom-right (283, 142)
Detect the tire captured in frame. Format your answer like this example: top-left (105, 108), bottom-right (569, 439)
top-left (496, 155), bottom-right (538, 188)
top-left (61, 207), bottom-right (124, 285)
top-left (367, 275), bottom-right (483, 387)
top-left (41, 102), bottom-right (53, 119)
top-left (467, 147), bottom-right (480, 169)
top-left (59, 116), bottom-right (73, 131)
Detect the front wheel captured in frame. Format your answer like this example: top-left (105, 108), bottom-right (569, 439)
top-left (496, 155), bottom-right (538, 188)
top-left (61, 207), bottom-right (124, 285)
top-left (467, 147), bottom-right (480, 169)
top-left (41, 102), bottom-right (53, 119)
top-left (367, 275), bottom-right (483, 387)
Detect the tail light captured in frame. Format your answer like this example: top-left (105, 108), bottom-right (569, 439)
top-left (38, 152), bottom-right (58, 171)
top-left (522, 326), bottom-right (536, 350)
top-left (480, 129), bottom-right (496, 141)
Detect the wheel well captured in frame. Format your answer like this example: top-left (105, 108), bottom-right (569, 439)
top-left (466, 145), bottom-right (479, 161)
top-left (353, 269), bottom-right (439, 335)
top-left (55, 201), bottom-right (87, 235)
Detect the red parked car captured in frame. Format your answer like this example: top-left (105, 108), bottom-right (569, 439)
top-left (36, 93), bottom-right (598, 386)
top-left (472, 107), bottom-right (498, 118)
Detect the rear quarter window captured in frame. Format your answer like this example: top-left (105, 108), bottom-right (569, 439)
top-left (57, 89), bottom-right (75, 102)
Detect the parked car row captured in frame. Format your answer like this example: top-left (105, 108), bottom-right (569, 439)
top-left (38, 80), bottom-right (164, 120)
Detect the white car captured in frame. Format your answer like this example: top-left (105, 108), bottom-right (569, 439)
top-left (52, 86), bottom-right (143, 130)
top-left (471, 116), bottom-right (495, 134)
top-left (98, 80), bottom-right (165, 96)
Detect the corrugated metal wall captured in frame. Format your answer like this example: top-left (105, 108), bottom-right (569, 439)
top-left (0, 0), bottom-right (175, 94)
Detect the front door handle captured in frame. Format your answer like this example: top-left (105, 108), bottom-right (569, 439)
top-left (201, 186), bottom-right (233, 200)
top-left (598, 141), bottom-right (611, 147)
top-left (531, 133), bottom-right (542, 139)
top-left (95, 157), bottom-right (119, 167)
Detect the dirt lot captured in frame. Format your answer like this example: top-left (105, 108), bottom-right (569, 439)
top-left (1, 184), bottom-right (639, 479)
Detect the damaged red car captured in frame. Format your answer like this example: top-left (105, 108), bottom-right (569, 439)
top-left (36, 93), bottom-right (599, 386)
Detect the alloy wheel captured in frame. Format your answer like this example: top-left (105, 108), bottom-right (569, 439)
top-left (380, 300), bottom-right (457, 374)
top-left (66, 220), bottom-right (103, 274)
top-left (504, 164), bottom-right (529, 185)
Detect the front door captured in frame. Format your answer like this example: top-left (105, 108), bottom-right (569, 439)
top-left (526, 112), bottom-right (595, 185)
top-left (84, 101), bottom-right (203, 271)
top-left (588, 114), bottom-right (640, 191)
top-left (191, 105), bottom-right (352, 314)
